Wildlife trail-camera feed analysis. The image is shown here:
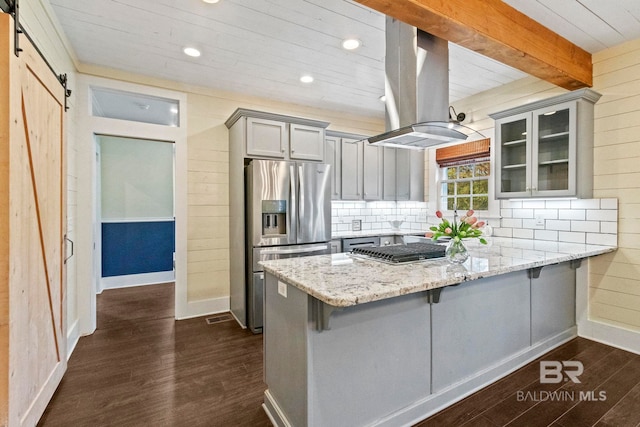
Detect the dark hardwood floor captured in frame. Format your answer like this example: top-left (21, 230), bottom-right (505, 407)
top-left (39, 283), bottom-right (640, 427)
top-left (416, 337), bottom-right (640, 427)
top-left (38, 283), bottom-right (271, 427)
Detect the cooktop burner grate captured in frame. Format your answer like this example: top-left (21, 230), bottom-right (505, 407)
top-left (351, 242), bottom-right (446, 263)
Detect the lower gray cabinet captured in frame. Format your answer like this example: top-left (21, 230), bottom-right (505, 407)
top-left (430, 271), bottom-right (531, 392)
top-left (330, 239), bottom-right (342, 253)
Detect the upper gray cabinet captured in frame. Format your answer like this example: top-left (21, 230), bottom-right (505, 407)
top-left (246, 117), bottom-right (286, 158)
top-left (363, 143), bottom-right (383, 201)
top-left (396, 149), bottom-right (425, 201)
top-left (225, 108), bottom-right (329, 162)
top-left (341, 138), bottom-right (364, 200)
top-left (490, 89), bottom-right (601, 199)
top-left (290, 123), bottom-right (325, 161)
top-left (382, 147), bottom-right (397, 201)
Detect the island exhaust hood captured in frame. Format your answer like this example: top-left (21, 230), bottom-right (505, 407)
top-left (367, 18), bottom-right (473, 149)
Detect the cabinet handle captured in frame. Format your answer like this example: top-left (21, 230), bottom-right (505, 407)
top-left (532, 187), bottom-right (537, 191)
top-left (526, 187), bottom-right (531, 191)
top-left (291, 150), bottom-right (295, 153)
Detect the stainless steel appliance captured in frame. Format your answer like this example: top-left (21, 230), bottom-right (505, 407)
top-left (245, 159), bottom-right (331, 333)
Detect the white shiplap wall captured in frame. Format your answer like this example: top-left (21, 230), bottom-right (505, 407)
top-left (589, 38), bottom-right (640, 332)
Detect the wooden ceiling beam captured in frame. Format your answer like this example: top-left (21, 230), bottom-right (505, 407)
top-left (355, 0), bottom-right (592, 90)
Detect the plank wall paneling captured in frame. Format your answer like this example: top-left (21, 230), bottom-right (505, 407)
top-left (590, 38), bottom-right (640, 333)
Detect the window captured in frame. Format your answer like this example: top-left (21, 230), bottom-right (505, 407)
top-left (436, 139), bottom-right (491, 212)
top-left (441, 161), bottom-right (490, 211)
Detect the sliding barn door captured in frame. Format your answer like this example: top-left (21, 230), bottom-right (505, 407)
top-left (0, 13), bottom-right (67, 427)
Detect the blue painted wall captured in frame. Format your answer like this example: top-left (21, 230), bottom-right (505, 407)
top-left (102, 221), bottom-right (175, 277)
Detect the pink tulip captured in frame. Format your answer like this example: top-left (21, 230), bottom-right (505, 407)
top-left (445, 227), bottom-right (452, 234)
top-left (425, 232), bottom-right (434, 238)
top-left (465, 216), bottom-right (477, 225)
top-left (435, 210), bottom-right (443, 219)
top-left (467, 209), bottom-right (474, 217)
top-left (475, 221), bottom-right (485, 228)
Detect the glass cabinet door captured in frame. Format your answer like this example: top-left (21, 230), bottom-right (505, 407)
top-left (496, 112), bottom-right (531, 197)
top-left (532, 101), bottom-right (576, 197)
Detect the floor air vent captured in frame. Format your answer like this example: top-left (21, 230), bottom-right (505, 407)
top-left (205, 313), bottom-right (233, 325)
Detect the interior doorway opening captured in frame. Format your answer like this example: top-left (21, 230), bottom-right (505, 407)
top-left (95, 135), bottom-right (176, 327)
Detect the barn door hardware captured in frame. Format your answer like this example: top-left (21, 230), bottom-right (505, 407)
top-left (59, 73), bottom-right (72, 111)
top-left (9, 0), bottom-right (23, 57)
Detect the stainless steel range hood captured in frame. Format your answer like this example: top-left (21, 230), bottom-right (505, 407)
top-left (367, 18), bottom-right (469, 149)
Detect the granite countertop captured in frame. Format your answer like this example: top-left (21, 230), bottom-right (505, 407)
top-left (260, 237), bottom-right (616, 308)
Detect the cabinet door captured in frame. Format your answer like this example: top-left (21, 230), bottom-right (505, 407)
top-left (363, 143), bottom-right (383, 200)
top-left (495, 112), bottom-right (532, 198)
top-left (531, 101), bottom-right (577, 197)
top-left (383, 147), bottom-right (396, 200)
top-left (325, 136), bottom-right (342, 200)
top-left (290, 123), bottom-right (325, 161)
top-left (246, 117), bottom-right (286, 158)
top-left (341, 139), bottom-right (363, 200)
top-left (396, 149), bottom-right (410, 200)
top-left (396, 149), bottom-right (425, 201)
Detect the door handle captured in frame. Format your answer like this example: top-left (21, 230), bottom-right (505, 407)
top-left (64, 235), bottom-right (74, 264)
top-left (260, 245), bottom-right (328, 255)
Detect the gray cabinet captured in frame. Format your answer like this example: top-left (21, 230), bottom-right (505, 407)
top-left (383, 147), bottom-right (397, 200)
top-left (363, 143), bottom-right (383, 200)
top-left (329, 239), bottom-right (342, 253)
top-left (491, 88), bottom-right (601, 199)
top-left (290, 123), bottom-right (325, 161)
top-left (341, 138), bottom-right (364, 200)
top-left (396, 149), bottom-right (425, 201)
top-left (226, 108), bottom-right (329, 162)
top-left (246, 117), bottom-right (286, 158)
top-left (325, 135), bottom-right (341, 200)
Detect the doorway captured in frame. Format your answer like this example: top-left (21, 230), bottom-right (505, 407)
top-left (74, 75), bottom-right (188, 339)
top-left (96, 135), bottom-right (176, 295)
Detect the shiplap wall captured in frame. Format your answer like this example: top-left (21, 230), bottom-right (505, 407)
top-left (452, 40), bottom-right (640, 334)
top-left (589, 38), bottom-right (640, 332)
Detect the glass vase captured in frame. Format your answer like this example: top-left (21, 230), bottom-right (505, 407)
top-left (446, 239), bottom-right (469, 264)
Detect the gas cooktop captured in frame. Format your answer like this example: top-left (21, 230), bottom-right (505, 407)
top-left (350, 242), bottom-right (446, 264)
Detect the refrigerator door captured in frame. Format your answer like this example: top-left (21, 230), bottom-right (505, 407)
top-left (297, 162), bottom-right (331, 244)
top-left (247, 160), bottom-right (296, 246)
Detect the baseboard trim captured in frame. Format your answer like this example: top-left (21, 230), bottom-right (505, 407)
top-left (99, 271), bottom-right (175, 292)
top-left (177, 296), bottom-right (230, 320)
top-left (578, 319), bottom-right (640, 355)
top-left (66, 319), bottom-right (80, 360)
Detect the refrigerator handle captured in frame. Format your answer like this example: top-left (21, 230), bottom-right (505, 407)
top-left (298, 165), bottom-right (303, 240)
top-left (290, 164), bottom-right (297, 242)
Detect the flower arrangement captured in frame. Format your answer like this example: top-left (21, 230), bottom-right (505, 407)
top-left (425, 209), bottom-right (488, 245)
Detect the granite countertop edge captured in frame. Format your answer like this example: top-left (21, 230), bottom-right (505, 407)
top-left (261, 238), bottom-right (616, 308)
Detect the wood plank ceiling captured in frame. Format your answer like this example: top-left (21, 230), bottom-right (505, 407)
top-left (47, 0), bottom-right (640, 118)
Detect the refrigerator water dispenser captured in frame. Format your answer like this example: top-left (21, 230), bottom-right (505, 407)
top-left (261, 200), bottom-right (287, 236)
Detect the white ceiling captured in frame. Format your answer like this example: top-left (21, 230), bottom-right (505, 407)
top-left (49, 0), bottom-right (640, 119)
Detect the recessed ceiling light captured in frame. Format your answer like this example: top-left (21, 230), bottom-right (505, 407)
top-left (379, 95), bottom-right (386, 102)
top-left (183, 47), bottom-right (201, 57)
top-left (300, 75), bottom-right (314, 83)
top-left (202, 0), bottom-right (220, 3)
top-left (342, 38), bottom-right (361, 50)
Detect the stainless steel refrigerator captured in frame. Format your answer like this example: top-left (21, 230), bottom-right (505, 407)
top-left (244, 159), bottom-right (332, 333)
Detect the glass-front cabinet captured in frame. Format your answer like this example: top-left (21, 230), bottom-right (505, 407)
top-left (491, 89), bottom-right (601, 199)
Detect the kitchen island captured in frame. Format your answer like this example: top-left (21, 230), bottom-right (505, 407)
top-left (260, 238), bottom-right (615, 427)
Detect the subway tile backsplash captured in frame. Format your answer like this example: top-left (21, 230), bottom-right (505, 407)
top-left (331, 201), bottom-right (429, 233)
top-left (494, 198), bottom-right (618, 245)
